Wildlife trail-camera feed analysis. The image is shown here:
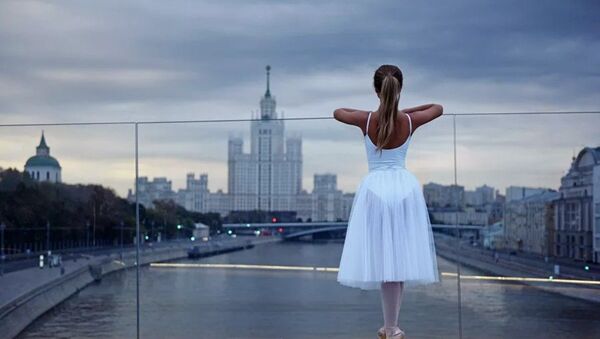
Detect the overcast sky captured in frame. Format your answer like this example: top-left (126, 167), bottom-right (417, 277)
top-left (1, 0), bottom-right (599, 197)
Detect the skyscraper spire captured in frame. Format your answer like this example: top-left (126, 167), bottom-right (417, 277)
top-left (260, 65), bottom-right (276, 119)
top-left (265, 65), bottom-right (271, 97)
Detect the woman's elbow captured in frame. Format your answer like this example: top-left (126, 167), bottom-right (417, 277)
top-left (333, 108), bottom-right (342, 121)
top-left (435, 104), bottom-right (444, 117)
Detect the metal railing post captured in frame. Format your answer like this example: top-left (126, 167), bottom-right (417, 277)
top-left (135, 122), bottom-right (141, 339)
top-left (453, 114), bottom-right (463, 339)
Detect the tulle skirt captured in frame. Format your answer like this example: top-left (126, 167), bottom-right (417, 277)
top-left (336, 168), bottom-right (441, 290)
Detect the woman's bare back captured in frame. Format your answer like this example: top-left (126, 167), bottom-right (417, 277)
top-left (363, 110), bottom-right (412, 150)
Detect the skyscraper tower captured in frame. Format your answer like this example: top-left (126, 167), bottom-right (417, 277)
top-left (228, 66), bottom-right (303, 212)
top-left (252, 65), bottom-right (285, 210)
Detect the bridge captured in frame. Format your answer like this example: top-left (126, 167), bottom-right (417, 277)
top-left (222, 222), bottom-right (485, 240)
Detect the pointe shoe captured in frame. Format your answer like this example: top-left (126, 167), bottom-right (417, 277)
top-left (384, 326), bottom-right (406, 339)
top-left (377, 326), bottom-right (386, 339)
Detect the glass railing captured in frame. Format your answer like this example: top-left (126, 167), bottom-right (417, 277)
top-left (454, 112), bottom-right (600, 338)
top-left (1, 111), bottom-right (599, 339)
top-left (0, 123), bottom-right (139, 338)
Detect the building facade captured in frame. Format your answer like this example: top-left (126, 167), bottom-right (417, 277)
top-left (503, 189), bottom-right (559, 256)
top-left (128, 177), bottom-right (175, 209)
top-left (207, 189), bottom-right (232, 217)
top-left (341, 192), bottom-right (356, 221)
top-left (311, 173), bottom-right (343, 222)
top-left (176, 173), bottom-right (210, 213)
top-left (505, 186), bottom-right (548, 203)
top-left (431, 207), bottom-right (490, 226)
top-left (554, 147), bottom-right (600, 262)
top-left (295, 190), bottom-right (314, 222)
top-left (423, 183), bottom-right (465, 208)
top-left (464, 185), bottom-right (496, 206)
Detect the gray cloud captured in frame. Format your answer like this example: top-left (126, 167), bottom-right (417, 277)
top-left (0, 0), bottom-right (599, 196)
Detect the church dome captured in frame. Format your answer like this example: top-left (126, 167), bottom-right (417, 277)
top-left (24, 132), bottom-right (62, 169)
top-left (25, 155), bottom-right (61, 168)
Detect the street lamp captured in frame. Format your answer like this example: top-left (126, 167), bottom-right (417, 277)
top-left (0, 222), bottom-right (6, 276)
top-left (120, 220), bottom-right (124, 259)
top-left (92, 202), bottom-right (97, 248)
top-left (86, 220), bottom-right (90, 249)
top-left (151, 220), bottom-right (155, 240)
top-left (46, 220), bottom-right (51, 256)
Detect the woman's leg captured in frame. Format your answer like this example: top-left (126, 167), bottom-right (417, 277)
top-left (380, 281), bottom-right (404, 329)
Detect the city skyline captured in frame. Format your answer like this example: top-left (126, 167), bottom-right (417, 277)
top-left (1, 123), bottom-right (598, 198)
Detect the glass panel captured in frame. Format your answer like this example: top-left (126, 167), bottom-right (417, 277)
top-left (0, 124), bottom-right (137, 338)
top-left (10, 112), bottom-right (598, 338)
top-left (455, 113), bottom-right (600, 338)
top-left (133, 115), bottom-right (460, 338)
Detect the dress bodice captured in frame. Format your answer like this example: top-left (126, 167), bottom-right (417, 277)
top-left (364, 111), bottom-right (412, 172)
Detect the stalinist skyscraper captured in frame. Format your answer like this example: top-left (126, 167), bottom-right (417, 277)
top-left (228, 66), bottom-right (302, 212)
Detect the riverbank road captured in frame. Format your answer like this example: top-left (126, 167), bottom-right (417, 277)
top-left (0, 256), bottom-right (96, 312)
top-left (0, 241), bottom-right (184, 316)
top-left (0, 235), bottom-right (281, 316)
top-left (433, 234), bottom-right (600, 304)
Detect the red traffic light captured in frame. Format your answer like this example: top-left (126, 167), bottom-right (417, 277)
top-left (277, 227), bottom-right (283, 233)
top-left (272, 217), bottom-right (277, 223)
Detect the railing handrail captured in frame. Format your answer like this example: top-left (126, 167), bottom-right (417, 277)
top-left (1, 110), bottom-right (599, 128)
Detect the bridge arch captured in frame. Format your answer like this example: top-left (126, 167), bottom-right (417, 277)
top-left (284, 225), bottom-right (347, 240)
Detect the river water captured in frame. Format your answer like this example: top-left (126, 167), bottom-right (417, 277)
top-left (18, 240), bottom-right (600, 339)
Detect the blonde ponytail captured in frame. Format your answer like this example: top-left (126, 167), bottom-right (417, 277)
top-left (375, 74), bottom-right (400, 153)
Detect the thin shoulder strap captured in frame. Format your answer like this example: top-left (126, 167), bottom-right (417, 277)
top-left (406, 113), bottom-right (413, 136)
top-left (365, 111), bottom-right (372, 135)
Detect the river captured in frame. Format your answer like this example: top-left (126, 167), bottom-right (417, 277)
top-left (18, 240), bottom-right (600, 339)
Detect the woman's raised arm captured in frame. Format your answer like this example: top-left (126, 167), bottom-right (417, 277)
top-left (333, 108), bottom-right (369, 129)
top-left (402, 104), bottom-right (443, 131)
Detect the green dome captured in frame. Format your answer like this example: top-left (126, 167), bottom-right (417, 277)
top-left (25, 155), bottom-right (61, 169)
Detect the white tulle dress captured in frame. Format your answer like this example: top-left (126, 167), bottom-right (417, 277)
top-left (337, 111), bottom-right (441, 290)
